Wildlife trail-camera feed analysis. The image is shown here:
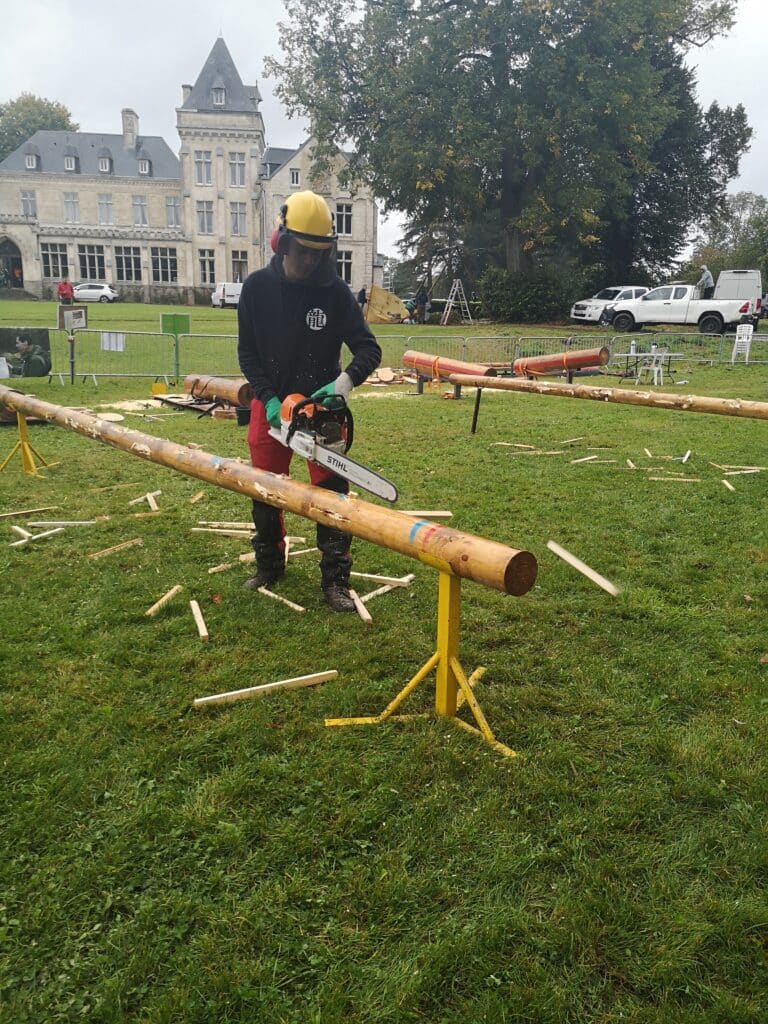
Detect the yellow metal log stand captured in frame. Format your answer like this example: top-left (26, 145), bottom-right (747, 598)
top-left (325, 570), bottom-right (519, 759)
top-left (0, 412), bottom-right (58, 477)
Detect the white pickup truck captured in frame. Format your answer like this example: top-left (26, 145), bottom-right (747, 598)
top-left (601, 283), bottom-right (757, 334)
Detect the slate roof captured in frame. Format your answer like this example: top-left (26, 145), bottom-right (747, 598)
top-left (0, 130), bottom-right (180, 179)
top-left (180, 37), bottom-right (261, 114)
top-left (262, 147), bottom-right (297, 177)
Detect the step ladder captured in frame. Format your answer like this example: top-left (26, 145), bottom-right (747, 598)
top-left (440, 279), bottom-right (473, 326)
top-left (730, 323), bottom-right (753, 364)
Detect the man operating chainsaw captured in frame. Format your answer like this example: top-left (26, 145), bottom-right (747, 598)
top-left (237, 190), bottom-right (381, 612)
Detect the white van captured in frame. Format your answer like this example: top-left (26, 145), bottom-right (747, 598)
top-left (211, 282), bottom-right (243, 308)
top-left (714, 270), bottom-right (762, 320)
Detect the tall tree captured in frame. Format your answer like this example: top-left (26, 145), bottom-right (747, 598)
top-left (266, 0), bottom-right (744, 275)
top-left (0, 93), bottom-right (79, 162)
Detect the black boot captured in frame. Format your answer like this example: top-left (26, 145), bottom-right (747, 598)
top-left (244, 501), bottom-right (285, 590)
top-left (317, 523), bottom-right (355, 613)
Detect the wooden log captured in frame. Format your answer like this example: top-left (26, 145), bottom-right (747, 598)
top-left (349, 589), bottom-right (373, 624)
top-left (403, 350), bottom-right (498, 380)
top-left (546, 540), bottom-right (619, 597)
top-left (183, 374), bottom-right (254, 409)
top-left (145, 584), bottom-right (183, 616)
top-left (449, 373), bottom-right (768, 422)
top-left (190, 600), bottom-right (209, 640)
top-left (513, 346), bottom-right (609, 377)
top-left (0, 385), bottom-right (537, 597)
top-left (193, 669), bottom-right (338, 708)
top-left (256, 587), bottom-right (306, 613)
top-left (88, 537), bottom-right (143, 560)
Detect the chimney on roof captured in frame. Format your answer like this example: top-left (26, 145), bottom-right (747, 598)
top-left (121, 108), bottom-right (139, 149)
top-left (182, 84), bottom-right (192, 104)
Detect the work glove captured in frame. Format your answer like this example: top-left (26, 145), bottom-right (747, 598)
top-left (264, 396), bottom-right (282, 429)
top-left (311, 371), bottom-right (354, 407)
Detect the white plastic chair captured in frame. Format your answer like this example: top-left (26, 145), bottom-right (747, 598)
top-left (635, 348), bottom-right (668, 387)
top-left (731, 324), bottom-right (753, 364)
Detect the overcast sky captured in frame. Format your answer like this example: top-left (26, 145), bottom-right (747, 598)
top-left (1, 0), bottom-right (764, 257)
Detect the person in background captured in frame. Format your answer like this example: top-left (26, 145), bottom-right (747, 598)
top-left (237, 190), bottom-right (381, 612)
top-left (9, 335), bottom-right (51, 377)
top-left (356, 286), bottom-right (367, 307)
top-left (696, 264), bottom-right (714, 300)
top-left (57, 275), bottom-right (74, 305)
top-left (414, 283), bottom-right (428, 324)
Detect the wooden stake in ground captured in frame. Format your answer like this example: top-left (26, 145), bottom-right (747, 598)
top-left (547, 540), bottom-right (620, 597)
top-left (193, 670), bottom-right (338, 708)
top-left (145, 584), bottom-right (183, 617)
top-left (88, 537), bottom-right (143, 560)
top-left (190, 600), bottom-right (209, 640)
top-left (349, 588), bottom-right (373, 624)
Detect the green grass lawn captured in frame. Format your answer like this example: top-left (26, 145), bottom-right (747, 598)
top-left (1, 308), bottom-right (767, 1022)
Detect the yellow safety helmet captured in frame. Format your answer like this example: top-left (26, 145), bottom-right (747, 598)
top-left (277, 190), bottom-right (336, 250)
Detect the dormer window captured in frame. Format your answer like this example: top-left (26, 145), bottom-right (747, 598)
top-left (64, 155), bottom-right (76, 171)
top-left (212, 87), bottom-right (226, 106)
top-left (138, 158), bottom-right (150, 175)
top-left (98, 157), bottom-right (112, 174)
top-left (25, 153), bottom-right (39, 170)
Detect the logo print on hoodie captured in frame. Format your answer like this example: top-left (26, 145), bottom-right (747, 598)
top-left (306, 308), bottom-right (327, 331)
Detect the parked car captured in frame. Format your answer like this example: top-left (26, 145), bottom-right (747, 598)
top-left (211, 282), bottom-right (243, 308)
top-left (73, 282), bottom-right (119, 303)
top-left (600, 282), bottom-right (757, 334)
top-left (570, 285), bottom-right (648, 323)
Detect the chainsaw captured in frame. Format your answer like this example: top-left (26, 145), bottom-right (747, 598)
top-left (269, 393), bottom-right (398, 503)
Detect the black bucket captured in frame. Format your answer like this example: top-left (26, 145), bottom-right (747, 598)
top-left (235, 406), bottom-right (251, 426)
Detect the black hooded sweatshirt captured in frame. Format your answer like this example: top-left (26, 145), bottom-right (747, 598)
top-left (237, 255), bottom-right (381, 406)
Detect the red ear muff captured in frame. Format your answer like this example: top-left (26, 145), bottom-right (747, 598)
top-left (270, 227), bottom-right (280, 253)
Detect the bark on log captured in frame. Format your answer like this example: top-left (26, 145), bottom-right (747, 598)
top-left (183, 375), bottom-right (253, 408)
top-left (403, 351), bottom-right (498, 380)
top-left (448, 374), bottom-right (768, 422)
top-left (513, 347), bottom-right (610, 377)
top-left (0, 385), bottom-right (536, 596)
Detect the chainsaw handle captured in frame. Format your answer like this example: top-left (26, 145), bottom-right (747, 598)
top-left (285, 394), bottom-right (354, 454)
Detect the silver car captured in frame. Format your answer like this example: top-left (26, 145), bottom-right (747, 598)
top-left (73, 282), bottom-right (120, 303)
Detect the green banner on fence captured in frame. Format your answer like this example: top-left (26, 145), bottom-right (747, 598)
top-left (160, 313), bottom-right (191, 336)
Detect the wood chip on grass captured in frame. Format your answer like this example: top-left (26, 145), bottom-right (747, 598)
top-left (193, 670), bottom-right (338, 708)
top-left (547, 540), bottom-right (620, 597)
top-left (145, 585), bottom-right (183, 616)
top-left (88, 537), bottom-right (143, 560)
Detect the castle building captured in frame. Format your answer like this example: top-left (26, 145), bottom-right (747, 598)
top-left (0, 38), bottom-right (382, 302)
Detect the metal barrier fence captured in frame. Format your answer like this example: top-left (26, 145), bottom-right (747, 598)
top-left (12, 325), bottom-right (768, 382)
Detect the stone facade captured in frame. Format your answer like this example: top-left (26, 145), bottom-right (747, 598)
top-left (0, 38), bottom-right (381, 303)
